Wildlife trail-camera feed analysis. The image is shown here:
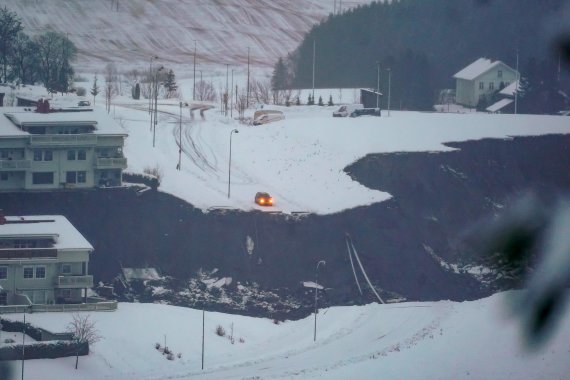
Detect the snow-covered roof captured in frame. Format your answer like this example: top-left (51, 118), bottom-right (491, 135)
top-left (454, 58), bottom-right (507, 81)
top-left (0, 107), bottom-right (127, 137)
top-left (0, 215), bottom-right (93, 251)
top-left (486, 98), bottom-right (514, 113)
top-left (499, 81), bottom-right (520, 97)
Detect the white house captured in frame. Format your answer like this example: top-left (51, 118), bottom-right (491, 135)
top-left (453, 58), bottom-right (518, 108)
top-left (0, 214), bottom-right (94, 307)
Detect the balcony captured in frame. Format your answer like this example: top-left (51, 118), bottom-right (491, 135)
top-left (0, 159), bottom-right (31, 171)
top-left (94, 157), bottom-right (127, 169)
top-left (56, 275), bottom-right (94, 289)
top-left (0, 248), bottom-right (58, 260)
top-left (29, 134), bottom-right (98, 147)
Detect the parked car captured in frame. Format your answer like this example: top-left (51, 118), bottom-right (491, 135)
top-left (333, 104), bottom-right (363, 117)
top-left (350, 108), bottom-right (381, 117)
top-left (78, 100), bottom-right (91, 106)
top-left (255, 192), bottom-right (274, 206)
top-left (253, 110), bottom-right (285, 125)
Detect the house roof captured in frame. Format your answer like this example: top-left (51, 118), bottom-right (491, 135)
top-left (453, 58), bottom-right (512, 81)
top-left (0, 215), bottom-right (93, 251)
top-left (0, 107), bottom-right (127, 137)
top-left (499, 80), bottom-right (520, 97)
top-left (486, 98), bottom-right (514, 113)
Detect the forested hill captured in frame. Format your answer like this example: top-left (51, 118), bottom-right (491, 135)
top-left (282, 0), bottom-right (569, 111)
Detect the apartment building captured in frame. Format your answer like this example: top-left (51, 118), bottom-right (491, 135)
top-left (0, 103), bottom-right (127, 191)
top-left (0, 213), bottom-right (94, 306)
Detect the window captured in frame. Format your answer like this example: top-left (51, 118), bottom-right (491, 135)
top-left (14, 240), bottom-right (35, 248)
top-left (61, 264), bottom-right (72, 275)
top-left (0, 266), bottom-right (7, 280)
top-left (0, 172), bottom-right (8, 181)
top-left (77, 171), bottom-right (86, 183)
top-left (479, 82), bottom-right (484, 90)
top-left (32, 172), bottom-right (54, 185)
top-left (44, 150), bottom-right (53, 161)
top-left (489, 82), bottom-right (494, 90)
top-left (35, 266), bottom-right (46, 279)
top-left (66, 171), bottom-right (77, 184)
top-left (498, 70), bottom-right (503, 78)
top-left (67, 150), bottom-right (76, 160)
top-left (23, 267), bottom-right (34, 279)
top-left (78, 150), bottom-right (86, 160)
top-left (0, 292), bottom-right (6, 305)
top-left (0, 150), bottom-right (8, 159)
top-left (34, 150), bottom-right (43, 161)
top-left (60, 289), bottom-right (72, 299)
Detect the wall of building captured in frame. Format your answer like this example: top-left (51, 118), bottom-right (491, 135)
top-left (456, 64), bottom-right (518, 107)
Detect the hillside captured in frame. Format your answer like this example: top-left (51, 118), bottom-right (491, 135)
top-left (0, 0), bottom-right (372, 73)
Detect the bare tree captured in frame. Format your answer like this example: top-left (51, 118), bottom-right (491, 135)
top-left (104, 63), bottom-right (118, 113)
top-left (195, 79), bottom-right (217, 102)
top-left (251, 78), bottom-right (271, 105)
top-left (66, 314), bottom-right (101, 370)
top-left (234, 90), bottom-right (248, 120)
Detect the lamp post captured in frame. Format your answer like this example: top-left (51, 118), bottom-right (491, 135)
top-left (376, 61), bottom-right (381, 109)
top-left (246, 47), bottom-right (250, 108)
top-left (228, 129), bottom-right (239, 198)
top-left (231, 69), bottom-right (234, 118)
top-left (312, 39), bottom-right (316, 100)
top-left (314, 260), bottom-right (326, 342)
top-left (153, 66), bottom-right (164, 148)
top-left (386, 68), bottom-right (391, 117)
top-left (177, 101), bottom-right (183, 170)
top-left (225, 64), bottom-right (229, 116)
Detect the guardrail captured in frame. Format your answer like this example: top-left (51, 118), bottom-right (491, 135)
top-left (0, 301), bottom-right (118, 314)
top-left (0, 159), bottom-right (31, 170)
top-left (0, 248), bottom-right (58, 260)
top-left (56, 275), bottom-right (94, 288)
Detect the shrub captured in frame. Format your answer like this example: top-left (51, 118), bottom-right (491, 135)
top-left (163, 346), bottom-right (171, 355)
top-left (177, 353), bottom-right (182, 359)
top-left (239, 337), bottom-right (245, 343)
top-left (75, 87), bottom-right (87, 97)
top-left (143, 165), bottom-right (163, 185)
top-left (155, 343), bottom-right (161, 350)
top-left (215, 325), bottom-right (226, 337)
top-left (166, 353), bottom-right (174, 361)
top-left (272, 319), bottom-right (280, 325)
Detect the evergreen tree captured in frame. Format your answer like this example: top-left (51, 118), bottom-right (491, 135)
top-left (271, 57), bottom-right (288, 90)
top-left (91, 75), bottom-right (100, 105)
top-left (0, 6), bottom-right (23, 82)
top-left (132, 82), bottom-right (141, 100)
top-left (328, 95), bottom-right (334, 106)
top-left (318, 95), bottom-right (324, 106)
top-left (164, 69), bottom-right (177, 98)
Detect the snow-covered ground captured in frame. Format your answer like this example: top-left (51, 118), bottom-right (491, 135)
top-left (112, 94), bottom-right (570, 215)
top-left (3, 291), bottom-right (569, 380)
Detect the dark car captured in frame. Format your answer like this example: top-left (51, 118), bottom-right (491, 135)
top-left (255, 192), bottom-right (274, 206)
top-left (78, 100), bottom-right (91, 107)
top-left (350, 108), bottom-right (381, 117)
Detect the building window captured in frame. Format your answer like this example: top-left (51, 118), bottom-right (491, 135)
top-left (0, 292), bottom-right (6, 305)
top-left (67, 150), bottom-right (76, 160)
top-left (23, 267), bottom-right (34, 279)
top-left (14, 240), bottom-right (35, 248)
top-left (489, 82), bottom-right (495, 90)
top-left (35, 266), bottom-right (46, 279)
top-left (60, 289), bottom-right (71, 299)
top-left (61, 264), bottom-right (72, 275)
top-left (44, 150), bottom-right (53, 161)
top-left (32, 172), bottom-right (54, 185)
top-left (34, 150), bottom-right (43, 161)
top-left (0, 150), bottom-right (8, 159)
top-left (0, 266), bottom-right (7, 280)
top-left (66, 171), bottom-right (77, 184)
top-left (479, 82), bottom-right (484, 90)
top-left (77, 171), bottom-right (86, 183)
top-left (78, 150), bottom-right (86, 160)
top-left (0, 172), bottom-right (8, 181)
top-left (498, 70), bottom-right (503, 78)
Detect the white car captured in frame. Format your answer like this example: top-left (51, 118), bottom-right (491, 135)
top-left (333, 104), bottom-right (363, 117)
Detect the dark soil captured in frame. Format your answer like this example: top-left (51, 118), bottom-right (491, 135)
top-left (1, 134), bottom-right (569, 318)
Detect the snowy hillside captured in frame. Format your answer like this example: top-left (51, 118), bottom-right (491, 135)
top-left (0, 0), bottom-right (373, 72)
top-left (4, 291), bottom-right (570, 380)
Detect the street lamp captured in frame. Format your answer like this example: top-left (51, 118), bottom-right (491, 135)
top-left (177, 102), bottom-right (186, 170)
top-left (227, 129), bottom-right (239, 198)
top-left (314, 260), bottom-right (326, 342)
top-left (386, 68), bottom-right (391, 117)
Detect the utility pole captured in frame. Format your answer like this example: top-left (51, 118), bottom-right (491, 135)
top-left (177, 102), bottom-right (182, 170)
top-left (246, 47), bottom-right (250, 108)
top-left (386, 68), bottom-right (391, 117)
top-left (231, 69), bottom-right (234, 118)
top-left (201, 307), bottom-right (205, 370)
top-left (514, 49), bottom-right (519, 115)
top-left (225, 64), bottom-right (229, 116)
top-left (376, 61), bottom-right (381, 109)
top-left (193, 40), bottom-right (197, 101)
top-left (153, 67), bottom-right (163, 148)
top-left (312, 40), bottom-right (316, 100)
top-left (21, 313), bottom-right (26, 380)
